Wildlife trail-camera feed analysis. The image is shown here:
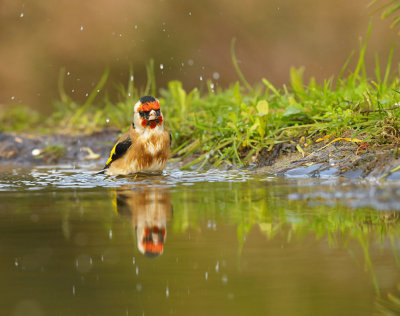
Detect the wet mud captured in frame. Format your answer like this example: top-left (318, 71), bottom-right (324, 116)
top-left (0, 130), bottom-right (119, 166)
top-left (257, 140), bottom-right (400, 179)
top-left (1, 130), bottom-right (399, 179)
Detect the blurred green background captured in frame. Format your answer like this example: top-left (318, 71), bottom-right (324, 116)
top-left (0, 0), bottom-right (398, 112)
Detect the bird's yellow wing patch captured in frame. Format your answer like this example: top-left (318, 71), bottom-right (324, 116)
top-left (105, 137), bottom-right (132, 168)
top-left (106, 144), bottom-right (118, 166)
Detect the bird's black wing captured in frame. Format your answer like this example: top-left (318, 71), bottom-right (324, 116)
top-left (104, 137), bottom-right (132, 169)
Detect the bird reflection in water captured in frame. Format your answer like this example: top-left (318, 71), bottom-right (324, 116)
top-left (113, 186), bottom-right (172, 257)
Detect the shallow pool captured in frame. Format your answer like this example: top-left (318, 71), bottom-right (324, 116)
top-left (1, 165), bottom-right (400, 315)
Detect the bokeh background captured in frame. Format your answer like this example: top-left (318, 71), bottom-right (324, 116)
top-left (0, 0), bottom-right (398, 112)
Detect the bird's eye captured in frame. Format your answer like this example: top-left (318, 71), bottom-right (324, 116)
top-left (155, 109), bottom-right (161, 115)
top-left (139, 110), bottom-right (150, 119)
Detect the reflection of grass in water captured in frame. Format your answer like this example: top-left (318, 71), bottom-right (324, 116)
top-left (376, 288), bottom-right (400, 315)
top-left (170, 181), bottom-right (400, 306)
top-left (6, 179), bottom-right (400, 311)
top-left (376, 236), bottom-right (400, 315)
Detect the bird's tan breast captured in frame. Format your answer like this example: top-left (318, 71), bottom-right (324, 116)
top-left (107, 129), bottom-right (170, 175)
top-left (129, 132), bottom-right (170, 170)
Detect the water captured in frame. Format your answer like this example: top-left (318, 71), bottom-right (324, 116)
top-left (1, 165), bottom-right (400, 315)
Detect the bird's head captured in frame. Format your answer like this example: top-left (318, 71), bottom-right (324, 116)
top-left (133, 95), bottom-right (164, 131)
top-left (137, 225), bottom-right (166, 257)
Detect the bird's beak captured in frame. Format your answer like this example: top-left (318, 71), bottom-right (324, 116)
top-left (149, 110), bottom-right (157, 121)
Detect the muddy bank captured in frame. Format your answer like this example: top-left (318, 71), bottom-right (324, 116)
top-left (256, 141), bottom-right (400, 180)
top-left (1, 130), bottom-right (400, 179)
top-left (0, 130), bottom-right (119, 166)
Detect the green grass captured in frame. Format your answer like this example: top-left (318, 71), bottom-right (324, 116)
top-left (369, 0), bottom-right (400, 34)
top-left (1, 27), bottom-right (400, 168)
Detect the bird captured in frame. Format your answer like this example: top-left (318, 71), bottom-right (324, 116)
top-left (112, 185), bottom-right (172, 257)
top-left (102, 95), bottom-right (170, 175)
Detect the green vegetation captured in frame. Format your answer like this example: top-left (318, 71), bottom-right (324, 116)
top-left (0, 105), bottom-right (40, 132)
top-left (36, 144), bottom-right (66, 163)
top-left (1, 27), bottom-right (400, 169)
top-left (370, 0), bottom-right (400, 33)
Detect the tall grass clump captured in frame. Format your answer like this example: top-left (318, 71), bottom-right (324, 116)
top-left (160, 28), bottom-right (400, 169)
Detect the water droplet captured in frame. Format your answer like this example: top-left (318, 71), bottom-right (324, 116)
top-left (72, 285), bottom-right (76, 295)
top-left (205, 272), bottom-right (208, 280)
top-left (136, 266), bottom-right (139, 275)
top-left (71, 89), bottom-right (75, 93)
top-left (75, 255), bottom-right (92, 273)
top-left (11, 96), bottom-right (15, 100)
top-left (222, 275), bottom-right (228, 284)
top-left (199, 76), bottom-right (203, 81)
top-left (106, 118), bottom-right (110, 124)
top-left (188, 11), bottom-right (192, 16)
top-left (166, 286), bottom-right (169, 298)
top-left (14, 258), bottom-right (19, 267)
top-left (67, 72), bottom-right (71, 76)
top-left (85, 93), bottom-right (88, 97)
top-left (132, 257), bottom-right (135, 265)
top-left (212, 72), bottom-right (220, 80)
top-left (127, 92), bottom-right (131, 97)
top-left (130, 75), bottom-right (134, 82)
top-left (97, 89), bottom-right (100, 93)
top-left (188, 59), bottom-right (194, 66)
top-left (210, 83), bottom-right (215, 90)
top-left (136, 283), bottom-right (142, 291)
top-left (20, 13), bottom-right (24, 18)
top-left (80, 25), bottom-right (84, 31)
top-left (109, 230), bottom-right (112, 239)
top-left (134, 25), bottom-right (138, 29)
top-left (160, 64), bottom-right (164, 70)
top-left (215, 261), bottom-right (219, 272)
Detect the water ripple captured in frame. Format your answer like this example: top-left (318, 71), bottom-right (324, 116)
top-left (0, 164), bottom-right (253, 191)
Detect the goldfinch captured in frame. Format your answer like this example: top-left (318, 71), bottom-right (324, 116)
top-left (114, 186), bottom-right (172, 257)
top-left (102, 95), bottom-right (170, 175)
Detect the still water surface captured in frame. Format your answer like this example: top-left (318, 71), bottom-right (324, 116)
top-left (1, 165), bottom-right (400, 315)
